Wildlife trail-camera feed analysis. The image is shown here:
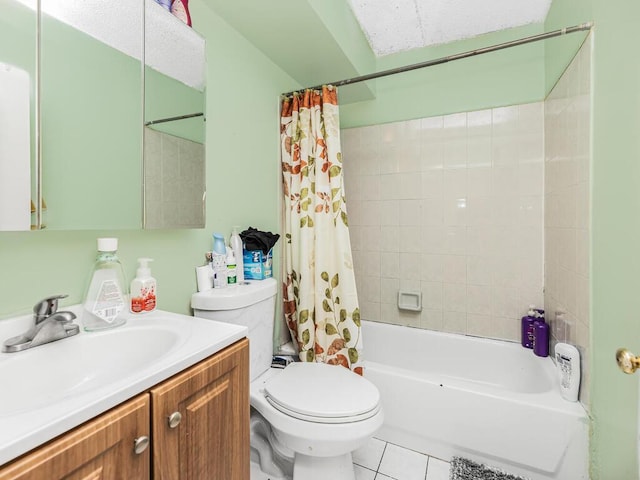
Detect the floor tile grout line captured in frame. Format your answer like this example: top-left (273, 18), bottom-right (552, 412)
top-left (376, 440), bottom-right (389, 473)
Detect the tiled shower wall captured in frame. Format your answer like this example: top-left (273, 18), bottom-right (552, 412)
top-left (144, 127), bottom-right (205, 229)
top-left (342, 104), bottom-right (545, 342)
top-left (544, 37), bottom-right (591, 405)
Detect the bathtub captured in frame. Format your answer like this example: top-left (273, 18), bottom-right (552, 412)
top-left (361, 321), bottom-right (589, 480)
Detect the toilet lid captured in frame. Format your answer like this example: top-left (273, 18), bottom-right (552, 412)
top-left (263, 362), bottom-right (380, 424)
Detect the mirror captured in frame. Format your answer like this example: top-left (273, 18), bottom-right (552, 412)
top-left (3, 0), bottom-right (205, 231)
top-left (39, 0), bottom-right (144, 230)
top-left (0, 0), bottom-right (36, 231)
top-left (143, 0), bottom-right (206, 229)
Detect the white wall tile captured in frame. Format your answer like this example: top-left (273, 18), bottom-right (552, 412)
top-left (443, 140), bottom-right (467, 169)
top-left (422, 226), bottom-right (446, 254)
top-left (467, 167), bottom-right (493, 197)
top-left (380, 174), bottom-right (400, 200)
top-left (399, 200), bottom-right (421, 226)
top-left (380, 200), bottom-right (400, 226)
top-left (467, 255), bottom-right (492, 286)
top-left (421, 197), bottom-right (445, 226)
top-left (381, 252), bottom-right (400, 279)
top-left (381, 277), bottom-right (400, 305)
top-left (421, 308), bottom-right (444, 330)
top-left (518, 162), bottom-right (544, 196)
top-left (381, 302), bottom-right (399, 325)
top-left (399, 226), bottom-right (422, 253)
top-left (444, 169), bottom-right (467, 198)
top-left (467, 137), bottom-right (492, 168)
top-left (443, 197), bottom-right (467, 226)
top-left (421, 254), bottom-right (444, 282)
top-left (422, 171), bottom-right (445, 197)
top-left (443, 311), bottom-right (467, 334)
top-left (466, 196), bottom-right (492, 226)
top-left (444, 226), bottom-right (467, 255)
top-left (443, 255), bottom-right (467, 284)
top-left (422, 281), bottom-right (444, 310)
top-left (342, 101), bottom-right (545, 344)
top-left (467, 285), bottom-right (492, 315)
top-left (381, 226), bottom-right (400, 252)
top-left (400, 252), bottom-right (421, 280)
top-left (421, 140), bottom-right (444, 171)
top-left (399, 173), bottom-right (422, 199)
top-left (444, 283), bottom-right (467, 312)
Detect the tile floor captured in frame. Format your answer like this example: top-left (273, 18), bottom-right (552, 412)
top-left (250, 437), bottom-right (450, 480)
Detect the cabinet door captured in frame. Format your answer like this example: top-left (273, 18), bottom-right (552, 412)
top-left (151, 339), bottom-right (249, 480)
top-left (0, 394), bottom-right (150, 480)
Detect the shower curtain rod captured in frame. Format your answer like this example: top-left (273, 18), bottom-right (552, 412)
top-left (282, 22), bottom-right (593, 96)
top-left (145, 112), bottom-right (204, 127)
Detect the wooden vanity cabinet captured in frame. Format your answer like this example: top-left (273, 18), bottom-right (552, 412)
top-left (0, 395), bottom-right (150, 480)
top-left (0, 339), bottom-right (249, 480)
top-left (151, 338), bottom-right (250, 480)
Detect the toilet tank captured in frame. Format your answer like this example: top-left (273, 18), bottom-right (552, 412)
top-left (191, 278), bottom-right (277, 381)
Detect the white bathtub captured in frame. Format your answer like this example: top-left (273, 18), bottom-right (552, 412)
top-left (362, 321), bottom-right (589, 480)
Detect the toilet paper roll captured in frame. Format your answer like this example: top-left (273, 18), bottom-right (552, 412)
top-left (195, 264), bottom-right (213, 292)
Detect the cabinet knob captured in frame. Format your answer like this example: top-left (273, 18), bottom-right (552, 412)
top-left (133, 436), bottom-right (150, 455)
top-left (168, 411), bottom-right (182, 428)
top-left (616, 348), bottom-right (640, 374)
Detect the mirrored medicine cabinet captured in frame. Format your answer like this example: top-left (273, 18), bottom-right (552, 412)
top-left (0, 0), bottom-right (206, 231)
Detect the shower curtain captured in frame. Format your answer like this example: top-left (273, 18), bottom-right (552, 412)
top-left (280, 86), bottom-right (363, 374)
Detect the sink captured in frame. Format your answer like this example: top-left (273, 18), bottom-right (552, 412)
top-left (0, 327), bottom-right (179, 416)
top-left (0, 307), bottom-right (247, 466)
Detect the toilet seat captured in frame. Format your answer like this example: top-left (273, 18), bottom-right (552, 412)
top-left (263, 362), bottom-right (380, 424)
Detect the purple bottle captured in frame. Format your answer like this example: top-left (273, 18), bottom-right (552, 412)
top-left (521, 312), bottom-right (536, 348)
top-left (533, 321), bottom-right (550, 357)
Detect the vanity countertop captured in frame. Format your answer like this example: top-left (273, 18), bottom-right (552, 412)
top-left (0, 307), bottom-right (247, 466)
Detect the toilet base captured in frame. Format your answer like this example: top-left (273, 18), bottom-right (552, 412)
top-left (293, 452), bottom-right (355, 480)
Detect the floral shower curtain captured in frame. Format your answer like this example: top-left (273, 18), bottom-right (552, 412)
top-left (280, 86), bottom-right (363, 374)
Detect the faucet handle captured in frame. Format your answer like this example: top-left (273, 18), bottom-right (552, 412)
top-left (33, 294), bottom-right (68, 323)
top-left (50, 311), bottom-right (77, 324)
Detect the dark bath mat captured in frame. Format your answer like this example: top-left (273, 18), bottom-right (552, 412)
top-left (449, 457), bottom-right (530, 480)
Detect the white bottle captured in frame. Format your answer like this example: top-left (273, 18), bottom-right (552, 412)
top-left (555, 343), bottom-right (581, 402)
top-left (230, 226), bottom-right (244, 284)
top-left (226, 249), bottom-right (237, 285)
top-left (130, 258), bottom-right (157, 314)
top-left (82, 238), bottom-right (127, 331)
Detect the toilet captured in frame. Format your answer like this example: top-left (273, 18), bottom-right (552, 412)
top-left (191, 278), bottom-right (383, 480)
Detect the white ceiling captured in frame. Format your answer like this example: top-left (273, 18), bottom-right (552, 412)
top-left (348, 0), bottom-right (553, 56)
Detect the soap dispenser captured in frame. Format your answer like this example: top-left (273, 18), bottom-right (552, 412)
top-left (130, 258), bottom-right (157, 313)
top-left (82, 238), bottom-right (128, 331)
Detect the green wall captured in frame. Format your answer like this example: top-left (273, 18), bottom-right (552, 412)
top-left (0, 1), bottom-right (298, 319)
top-left (340, 23), bottom-right (547, 128)
top-left (546, 1), bottom-right (640, 478)
top-left (4, 3), bottom-right (637, 478)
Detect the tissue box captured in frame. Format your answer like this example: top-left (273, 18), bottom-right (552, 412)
top-left (243, 248), bottom-right (273, 280)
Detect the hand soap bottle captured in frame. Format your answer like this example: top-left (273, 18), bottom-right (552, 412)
top-left (130, 258), bottom-right (157, 313)
top-left (82, 238), bottom-right (128, 331)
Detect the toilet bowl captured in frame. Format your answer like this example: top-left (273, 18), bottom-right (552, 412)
top-left (192, 278), bottom-right (384, 480)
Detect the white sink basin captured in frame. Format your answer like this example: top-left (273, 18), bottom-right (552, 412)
top-left (0, 326), bottom-right (179, 416)
top-left (0, 307), bottom-right (247, 466)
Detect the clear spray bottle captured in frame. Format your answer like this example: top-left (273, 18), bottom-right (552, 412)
top-left (82, 238), bottom-right (128, 331)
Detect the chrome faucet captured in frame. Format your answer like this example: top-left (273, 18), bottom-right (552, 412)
top-left (2, 295), bottom-right (80, 353)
